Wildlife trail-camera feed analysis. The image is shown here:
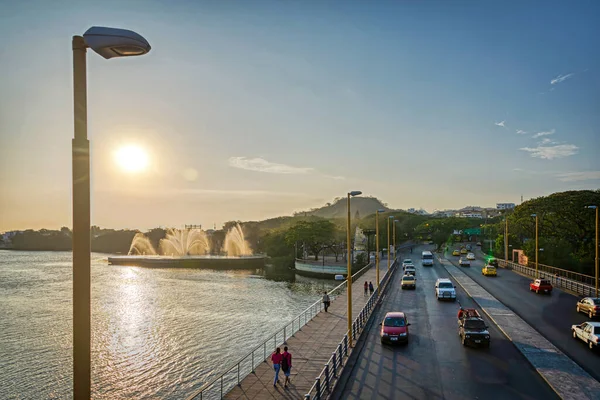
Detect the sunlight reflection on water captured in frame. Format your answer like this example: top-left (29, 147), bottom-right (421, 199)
top-left (0, 251), bottom-right (336, 399)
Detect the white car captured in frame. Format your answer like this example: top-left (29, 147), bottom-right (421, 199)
top-left (571, 321), bottom-right (600, 350)
top-left (459, 258), bottom-right (471, 267)
top-left (467, 253), bottom-right (475, 260)
top-left (402, 259), bottom-right (413, 268)
top-left (435, 278), bottom-right (456, 301)
top-left (404, 266), bottom-right (416, 276)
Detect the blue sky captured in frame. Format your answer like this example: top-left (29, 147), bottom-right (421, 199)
top-left (1, 0), bottom-right (599, 231)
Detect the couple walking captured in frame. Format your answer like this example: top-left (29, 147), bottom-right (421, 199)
top-left (271, 346), bottom-right (292, 388)
top-left (364, 281), bottom-right (374, 296)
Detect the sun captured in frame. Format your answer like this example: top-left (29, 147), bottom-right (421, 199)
top-left (114, 145), bottom-right (149, 173)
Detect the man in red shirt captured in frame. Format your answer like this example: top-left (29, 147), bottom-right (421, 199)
top-left (281, 346), bottom-right (292, 387)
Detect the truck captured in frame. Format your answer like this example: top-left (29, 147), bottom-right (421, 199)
top-left (458, 308), bottom-right (490, 348)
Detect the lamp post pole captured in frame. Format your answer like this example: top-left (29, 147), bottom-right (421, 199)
top-left (504, 217), bottom-right (508, 264)
top-left (586, 206), bottom-right (599, 297)
top-left (72, 36), bottom-right (91, 400)
top-left (595, 206), bottom-right (598, 297)
top-left (346, 191), bottom-right (361, 348)
top-left (70, 27), bottom-right (151, 400)
top-left (531, 214), bottom-right (539, 279)
top-left (375, 210), bottom-right (381, 296)
top-left (393, 220), bottom-right (396, 261)
top-left (387, 217), bottom-right (392, 270)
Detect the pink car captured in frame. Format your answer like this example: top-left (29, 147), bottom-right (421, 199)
top-left (380, 312), bottom-right (411, 344)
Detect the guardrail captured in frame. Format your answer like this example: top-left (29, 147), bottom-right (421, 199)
top-left (498, 259), bottom-right (596, 297)
top-left (303, 259), bottom-right (399, 400)
top-left (185, 262), bottom-right (374, 400)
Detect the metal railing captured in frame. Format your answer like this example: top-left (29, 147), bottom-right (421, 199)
top-left (499, 260), bottom-right (596, 297)
top-left (524, 261), bottom-right (595, 286)
top-left (304, 259), bottom-right (399, 400)
top-left (185, 262), bottom-right (374, 400)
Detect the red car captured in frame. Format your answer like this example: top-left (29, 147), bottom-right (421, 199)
top-left (380, 312), bottom-right (411, 344)
top-left (530, 278), bottom-right (552, 294)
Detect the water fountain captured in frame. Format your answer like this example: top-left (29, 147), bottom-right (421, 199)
top-left (109, 225), bottom-right (265, 269)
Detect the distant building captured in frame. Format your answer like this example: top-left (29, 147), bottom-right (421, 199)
top-left (461, 213), bottom-right (483, 219)
top-left (496, 203), bottom-right (516, 210)
top-left (407, 208), bottom-right (429, 215)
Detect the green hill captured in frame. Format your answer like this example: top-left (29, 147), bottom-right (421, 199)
top-left (294, 196), bottom-right (391, 219)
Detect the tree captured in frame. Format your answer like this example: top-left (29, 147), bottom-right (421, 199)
top-left (285, 219), bottom-right (338, 260)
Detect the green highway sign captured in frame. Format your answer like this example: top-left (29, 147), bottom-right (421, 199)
top-left (463, 228), bottom-right (481, 235)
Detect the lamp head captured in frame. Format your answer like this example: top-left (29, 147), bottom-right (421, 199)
top-left (348, 191), bottom-right (362, 197)
top-left (531, 213), bottom-right (537, 217)
top-left (83, 26), bottom-right (151, 59)
top-left (377, 208), bottom-right (386, 213)
top-left (585, 205), bottom-right (598, 209)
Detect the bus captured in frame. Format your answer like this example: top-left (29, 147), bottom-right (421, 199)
top-left (422, 250), bottom-right (434, 266)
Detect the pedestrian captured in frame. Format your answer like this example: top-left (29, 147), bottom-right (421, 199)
top-left (364, 281), bottom-right (368, 296)
top-left (282, 346), bottom-right (292, 387)
top-left (271, 347), bottom-right (282, 386)
top-left (369, 281), bottom-right (374, 295)
top-left (322, 291), bottom-right (331, 312)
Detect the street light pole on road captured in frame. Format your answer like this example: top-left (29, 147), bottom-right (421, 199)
top-left (72, 27), bottom-right (150, 400)
top-left (375, 209), bottom-right (385, 296)
top-left (585, 205), bottom-right (598, 297)
top-left (393, 219), bottom-right (397, 261)
top-left (346, 191), bottom-right (362, 348)
top-left (387, 216), bottom-right (393, 270)
top-left (504, 217), bottom-right (509, 264)
top-left (531, 214), bottom-right (538, 278)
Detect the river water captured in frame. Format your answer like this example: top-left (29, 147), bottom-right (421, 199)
top-left (0, 250), bottom-right (336, 399)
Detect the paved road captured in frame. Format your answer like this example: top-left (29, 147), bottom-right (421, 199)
top-left (332, 245), bottom-right (556, 400)
top-left (447, 247), bottom-right (600, 382)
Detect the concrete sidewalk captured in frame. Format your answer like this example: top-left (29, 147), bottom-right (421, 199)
top-left (223, 262), bottom-right (392, 399)
top-left (438, 256), bottom-right (600, 400)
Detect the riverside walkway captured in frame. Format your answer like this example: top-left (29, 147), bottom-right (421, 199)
top-left (223, 257), bottom-right (396, 400)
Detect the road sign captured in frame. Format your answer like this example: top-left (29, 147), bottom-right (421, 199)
top-left (463, 228), bottom-right (481, 235)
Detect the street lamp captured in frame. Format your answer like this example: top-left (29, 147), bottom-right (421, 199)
top-left (585, 205), bottom-right (598, 297)
top-left (346, 190), bottom-right (362, 348)
top-left (375, 209), bottom-right (385, 296)
top-left (531, 214), bottom-right (538, 278)
top-left (393, 219), bottom-right (398, 260)
top-left (504, 217), bottom-right (509, 264)
top-left (387, 216), bottom-right (393, 270)
top-left (72, 26), bottom-right (151, 400)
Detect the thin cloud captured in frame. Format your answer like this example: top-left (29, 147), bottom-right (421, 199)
top-left (516, 129), bottom-right (527, 135)
top-left (539, 138), bottom-right (553, 145)
top-left (550, 73), bottom-right (574, 85)
top-left (556, 171), bottom-right (600, 182)
top-left (519, 144), bottom-right (578, 160)
top-left (229, 157), bottom-right (314, 175)
top-left (228, 156), bottom-right (345, 179)
top-left (494, 121), bottom-right (506, 127)
top-left (532, 129), bottom-right (555, 138)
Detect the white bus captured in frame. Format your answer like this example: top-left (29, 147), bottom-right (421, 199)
top-left (422, 250), bottom-right (434, 266)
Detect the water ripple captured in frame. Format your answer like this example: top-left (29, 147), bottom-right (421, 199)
top-left (0, 250), bottom-right (336, 399)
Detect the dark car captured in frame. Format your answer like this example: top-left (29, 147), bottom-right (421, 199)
top-left (530, 279), bottom-right (552, 294)
top-left (459, 317), bottom-right (490, 347)
top-left (380, 312), bottom-right (411, 344)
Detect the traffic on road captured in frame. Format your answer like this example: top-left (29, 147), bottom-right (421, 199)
top-left (447, 244), bottom-right (600, 382)
top-left (332, 245), bottom-right (558, 400)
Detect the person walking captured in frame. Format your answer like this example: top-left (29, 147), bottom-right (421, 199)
top-left (364, 281), bottom-right (368, 296)
top-left (281, 346), bottom-right (292, 387)
top-left (322, 291), bottom-right (331, 312)
top-left (368, 281), bottom-right (374, 295)
top-left (271, 347), bottom-right (283, 386)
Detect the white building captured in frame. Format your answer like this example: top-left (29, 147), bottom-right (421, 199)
top-left (496, 203), bottom-right (516, 210)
